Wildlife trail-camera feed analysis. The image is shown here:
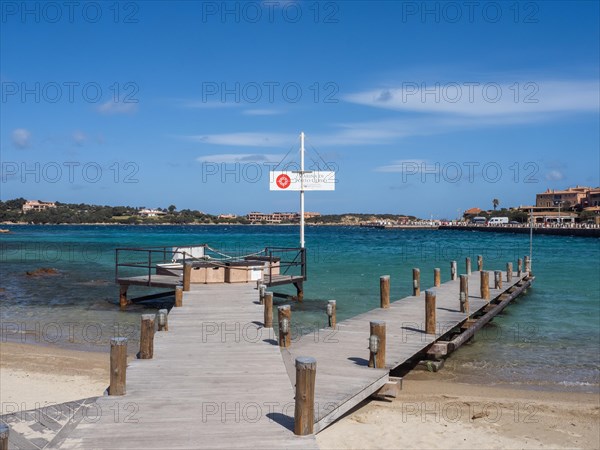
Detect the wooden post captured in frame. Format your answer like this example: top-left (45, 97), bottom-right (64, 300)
top-left (425, 290), bottom-right (436, 335)
top-left (264, 292), bottom-right (273, 328)
top-left (477, 255), bottom-right (483, 271)
top-left (294, 356), bottom-right (316, 436)
top-left (368, 321), bottom-right (386, 369)
top-left (183, 263), bottom-right (191, 291)
top-left (0, 424), bottom-right (8, 450)
top-left (433, 268), bottom-right (441, 287)
top-left (139, 314), bottom-right (155, 359)
top-left (258, 284), bottom-right (266, 305)
top-left (109, 337), bottom-right (127, 396)
top-left (524, 255), bottom-right (531, 274)
top-left (327, 300), bottom-right (336, 328)
top-left (517, 258), bottom-right (523, 277)
top-left (506, 262), bottom-right (513, 282)
top-left (450, 261), bottom-right (457, 280)
top-left (119, 285), bottom-right (129, 310)
top-left (157, 309), bottom-right (168, 332)
top-left (412, 268), bottom-right (420, 296)
top-left (480, 271), bottom-right (490, 300)
top-left (380, 275), bottom-right (390, 309)
top-left (294, 282), bottom-right (304, 302)
top-left (278, 305), bottom-right (291, 348)
top-left (494, 270), bottom-right (502, 289)
top-left (459, 274), bottom-right (469, 314)
top-left (466, 257), bottom-right (472, 275)
top-left (174, 286), bottom-right (183, 307)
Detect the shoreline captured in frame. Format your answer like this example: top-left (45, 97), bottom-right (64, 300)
top-left (1, 341), bottom-right (598, 448)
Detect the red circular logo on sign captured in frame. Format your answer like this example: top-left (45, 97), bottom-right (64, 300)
top-left (276, 174), bottom-right (291, 189)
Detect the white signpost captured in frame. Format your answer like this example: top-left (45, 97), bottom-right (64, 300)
top-left (269, 132), bottom-right (335, 248)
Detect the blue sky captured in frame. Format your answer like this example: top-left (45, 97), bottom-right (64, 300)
top-left (1, 0), bottom-right (599, 218)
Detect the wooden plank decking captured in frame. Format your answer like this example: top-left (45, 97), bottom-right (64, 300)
top-left (284, 270), bottom-right (530, 432)
top-left (63, 268), bottom-right (531, 447)
top-left (61, 284), bottom-right (317, 449)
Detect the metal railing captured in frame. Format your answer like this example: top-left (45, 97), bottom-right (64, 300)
top-left (115, 244), bottom-right (306, 287)
top-left (115, 244), bottom-right (207, 286)
top-left (265, 247), bottom-right (307, 284)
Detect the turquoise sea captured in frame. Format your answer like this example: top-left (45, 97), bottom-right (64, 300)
top-left (0, 225), bottom-right (598, 393)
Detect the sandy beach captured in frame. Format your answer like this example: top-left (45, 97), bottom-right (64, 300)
top-left (0, 342), bottom-right (109, 412)
top-left (1, 342), bottom-right (598, 449)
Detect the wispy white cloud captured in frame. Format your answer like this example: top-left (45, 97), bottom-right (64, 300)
top-left (179, 100), bottom-right (240, 109)
top-left (184, 132), bottom-right (293, 147)
top-left (72, 131), bottom-right (86, 146)
top-left (12, 128), bottom-right (31, 149)
top-left (545, 170), bottom-right (565, 181)
top-left (242, 109), bottom-right (283, 116)
top-left (197, 153), bottom-right (284, 163)
top-left (375, 159), bottom-right (430, 173)
top-left (97, 101), bottom-right (138, 115)
top-left (344, 80), bottom-right (599, 118)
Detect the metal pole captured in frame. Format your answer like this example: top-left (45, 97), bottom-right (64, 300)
top-left (529, 208), bottom-right (533, 264)
top-left (300, 131), bottom-right (305, 249)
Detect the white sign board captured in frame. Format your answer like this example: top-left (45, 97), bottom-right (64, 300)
top-left (269, 171), bottom-right (335, 191)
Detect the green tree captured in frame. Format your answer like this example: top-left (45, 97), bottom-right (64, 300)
top-left (492, 198), bottom-right (500, 210)
top-left (168, 204), bottom-right (177, 214)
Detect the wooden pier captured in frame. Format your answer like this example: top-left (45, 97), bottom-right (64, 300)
top-left (115, 245), bottom-right (307, 308)
top-left (46, 259), bottom-right (533, 449)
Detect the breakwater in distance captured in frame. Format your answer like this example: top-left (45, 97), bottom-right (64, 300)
top-left (440, 225), bottom-right (600, 238)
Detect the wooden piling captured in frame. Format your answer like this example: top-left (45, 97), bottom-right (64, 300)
top-left (183, 263), bottom-right (191, 291)
top-left (434, 268), bottom-right (441, 287)
top-left (450, 261), bottom-right (457, 280)
top-left (278, 305), bottom-right (291, 348)
top-left (380, 275), bottom-right (390, 309)
top-left (258, 284), bottom-right (266, 305)
top-left (480, 271), bottom-right (490, 300)
top-left (412, 268), bottom-right (420, 296)
top-left (264, 292), bottom-right (273, 328)
top-left (506, 262), bottom-right (513, 282)
top-left (109, 337), bottom-right (127, 396)
top-left (466, 257), bottom-right (472, 275)
top-left (525, 255), bottom-right (531, 274)
top-left (157, 309), bottom-right (168, 332)
top-left (517, 258), bottom-right (523, 277)
top-left (425, 290), bottom-right (436, 335)
top-left (327, 300), bottom-right (336, 328)
top-left (0, 423), bottom-right (8, 450)
top-left (139, 314), bottom-right (155, 359)
top-left (174, 286), bottom-right (183, 307)
top-left (368, 321), bottom-right (386, 369)
top-left (294, 357), bottom-right (316, 436)
top-left (494, 270), bottom-right (502, 289)
top-left (477, 255), bottom-right (483, 271)
top-left (459, 274), bottom-right (469, 314)
top-left (119, 285), bottom-right (129, 310)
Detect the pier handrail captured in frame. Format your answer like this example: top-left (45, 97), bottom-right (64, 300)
top-left (265, 247), bottom-right (307, 282)
top-left (115, 244), bottom-right (307, 287)
top-left (115, 245), bottom-right (208, 285)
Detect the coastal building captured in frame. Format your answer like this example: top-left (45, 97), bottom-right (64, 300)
top-left (246, 211), bottom-right (320, 223)
top-left (218, 214), bottom-right (238, 219)
top-left (247, 212), bottom-right (298, 223)
top-left (585, 188), bottom-right (600, 207)
top-left (138, 208), bottom-right (167, 217)
top-left (535, 186), bottom-right (592, 208)
top-left (22, 200), bottom-right (56, 212)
